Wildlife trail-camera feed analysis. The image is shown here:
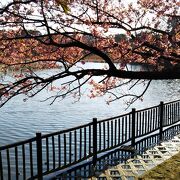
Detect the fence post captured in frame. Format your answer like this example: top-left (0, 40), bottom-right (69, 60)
top-left (131, 108), bottom-right (136, 147)
top-left (159, 101), bottom-right (164, 141)
top-left (36, 132), bottom-right (43, 180)
top-left (92, 118), bottom-right (97, 167)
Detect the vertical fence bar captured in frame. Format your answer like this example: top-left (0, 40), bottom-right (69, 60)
top-left (46, 138), bottom-right (49, 171)
top-left (36, 132), bottom-right (43, 180)
top-left (131, 108), bottom-right (136, 147)
top-left (29, 142), bottom-right (33, 178)
top-left (136, 112), bottom-right (139, 136)
top-left (64, 134), bottom-right (67, 165)
top-left (74, 131), bottom-right (77, 162)
top-left (22, 144), bottom-right (26, 180)
top-left (159, 101), bottom-right (164, 141)
top-left (99, 123), bottom-right (101, 151)
top-left (164, 105), bottom-right (167, 126)
top-left (103, 122), bottom-right (106, 149)
top-left (7, 149), bottom-right (11, 180)
top-left (58, 135), bottom-right (61, 167)
top-left (84, 128), bottom-right (86, 158)
top-left (156, 107), bottom-right (159, 129)
top-left (79, 129), bottom-right (82, 159)
top-left (69, 132), bottom-right (72, 163)
top-left (107, 121), bottom-right (110, 148)
top-left (15, 146), bottom-right (19, 180)
top-left (125, 116), bottom-right (127, 141)
top-left (173, 103), bottom-right (175, 122)
top-left (139, 112), bottom-right (142, 136)
top-left (175, 102), bottom-right (178, 121)
top-left (115, 120), bottom-right (117, 145)
top-left (111, 121), bottom-right (113, 147)
top-left (0, 151), bottom-right (3, 180)
top-left (122, 117), bottom-right (124, 142)
top-left (142, 112), bottom-right (145, 134)
top-left (118, 118), bottom-right (120, 144)
top-left (145, 111), bottom-right (147, 134)
top-left (52, 136), bottom-right (55, 169)
top-left (89, 126), bottom-right (91, 154)
top-left (148, 110), bottom-right (151, 132)
top-left (92, 118), bottom-right (97, 167)
top-left (167, 105), bottom-right (170, 125)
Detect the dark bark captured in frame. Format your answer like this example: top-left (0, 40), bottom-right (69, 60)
top-left (73, 68), bottom-right (180, 80)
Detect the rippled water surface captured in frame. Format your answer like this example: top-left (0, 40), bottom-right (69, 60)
top-left (0, 63), bottom-right (179, 145)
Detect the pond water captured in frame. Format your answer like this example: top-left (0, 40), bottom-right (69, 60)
top-left (0, 63), bottom-right (179, 146)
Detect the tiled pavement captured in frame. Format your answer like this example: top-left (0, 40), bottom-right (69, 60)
top-left (89, 134), bottom-right (180, 180)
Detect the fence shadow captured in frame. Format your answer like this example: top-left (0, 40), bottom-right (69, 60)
top-left (54, 124), bottom-right (180, 179)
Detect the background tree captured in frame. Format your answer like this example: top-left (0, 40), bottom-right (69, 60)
top-left (0, 0), bottom-right (179, 106)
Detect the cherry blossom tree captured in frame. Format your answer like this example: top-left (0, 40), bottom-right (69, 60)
top-left (0, 0), bottom-right (179, 106)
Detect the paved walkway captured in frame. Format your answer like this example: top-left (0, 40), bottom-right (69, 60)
top-left (89, 133), bottom-right (180, 180)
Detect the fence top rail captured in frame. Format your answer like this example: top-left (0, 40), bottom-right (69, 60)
top-left (42, 122), bottom-right (93, 139)
top-left (136, 105), bottom-right (159, 113)
top-left (98, 112), bottom-right (131, 123)
top-left (164, 99), bottom-right (180, 106)
top-left (135, 99), bottom-right (180, 113)
top-left (0, 122), bottom-right (93, 150)
top-left (0, 137), bottom-right (36, 151)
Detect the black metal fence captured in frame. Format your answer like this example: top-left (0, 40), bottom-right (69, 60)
top-left (56, 123), bottom-right (180, 179)
top-left (0, 100), bottom-right (180, 180)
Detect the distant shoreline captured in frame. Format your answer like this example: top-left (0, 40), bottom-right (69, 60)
top-left (83, 55), bottom-right (104, 62)
top-left (83, 55), bottom-right (154, 67)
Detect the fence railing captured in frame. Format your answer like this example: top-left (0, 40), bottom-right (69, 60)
top-left (55, 123), bottom-right (180, 179)
top-left (0, 100), bottom-right (180, 180)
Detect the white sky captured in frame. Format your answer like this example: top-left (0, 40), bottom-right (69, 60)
top-left (0, 0), bottom-right (167, 36)
top-left (1, 0), bottom-right (137, 7)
